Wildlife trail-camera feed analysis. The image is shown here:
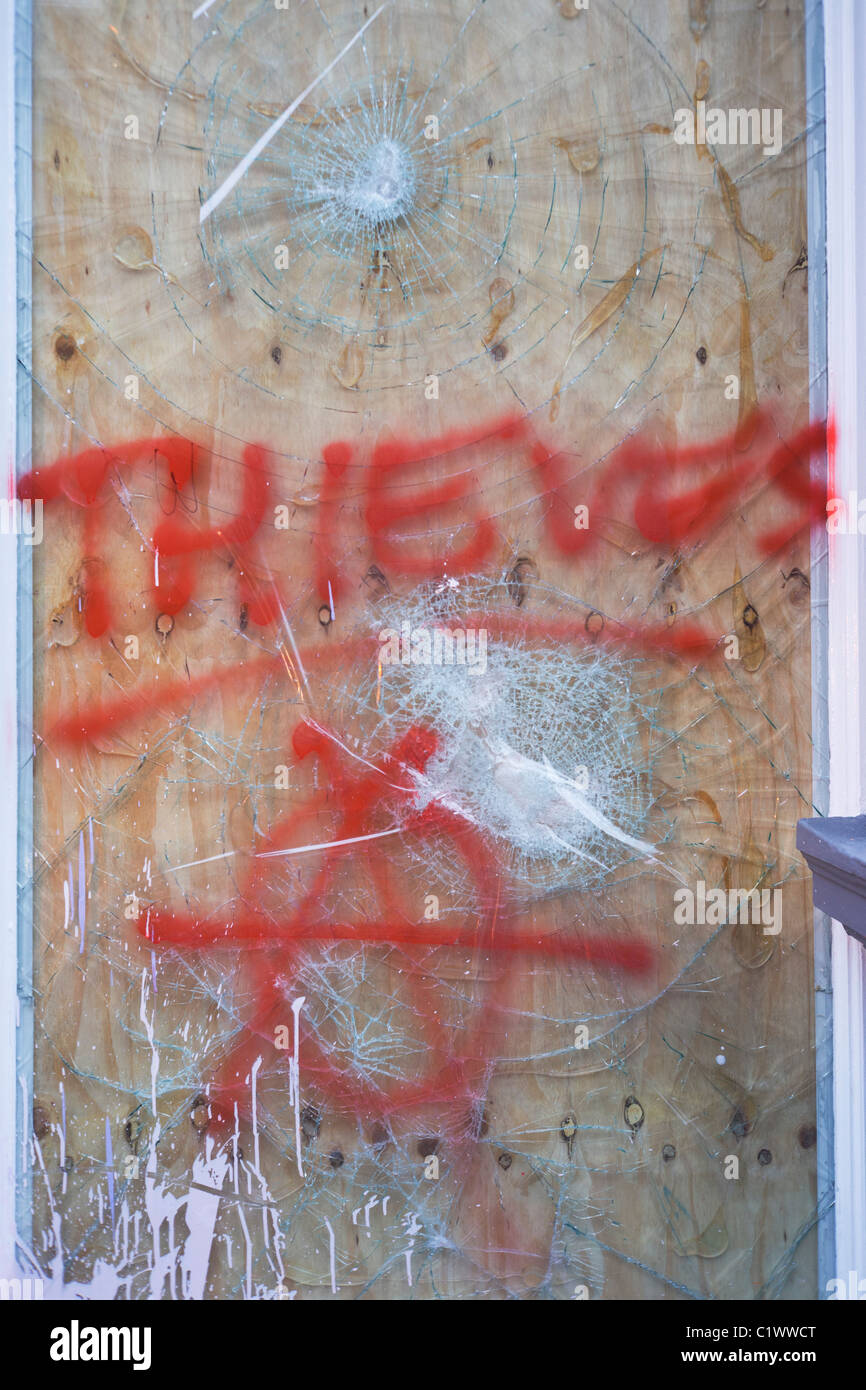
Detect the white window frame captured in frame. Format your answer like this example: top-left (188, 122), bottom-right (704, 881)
top-left (0, 0), bottom-right (862, 1296)
top-left (0, 0), bottom-right (24, 1283)
top-left (823, 0), bottom-right (866, 1294)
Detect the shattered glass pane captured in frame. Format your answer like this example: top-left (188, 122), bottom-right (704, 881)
top-left (17, 0), bottom-right (825, 1301)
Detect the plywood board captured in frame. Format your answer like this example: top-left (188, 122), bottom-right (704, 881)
top-left (22, 0), bottom-right (821, 1299)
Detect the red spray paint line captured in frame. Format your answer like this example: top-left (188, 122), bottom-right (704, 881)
top-left (44, 603), bottom-right (721, 749)
top-left (464, 610), bottom-right (720, 664)
top-left (42, 633), bottom-right (378, 748)
top-left (139, 910), bottom-right (654, 973)
top-left (137, 720), bottom-right (655, 1120)
top-left (826, 412), bottom-right (837, 503)
top-left (317, 414), bottom-right (525, 601)
top-left (529, 409), bottom-right (830, 561)
top-left (22, 409), bottom-right (830, 645)
top-left (26, 412), bottom-right (827, 1122)
top-left (48, 655), bottom-right (285, 745)
top-left (313, 408), bottom-right (830, 608)
top-left (19, 438), bottom-right (284, 635)
top-left (17, 436), bottom-right (198, 503)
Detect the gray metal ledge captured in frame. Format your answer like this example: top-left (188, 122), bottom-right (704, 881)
top-left (797, 815), bottom-right (866, 944)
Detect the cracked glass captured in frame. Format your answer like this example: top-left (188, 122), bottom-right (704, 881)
top-left (16, 0), bottom-right (827, 1300)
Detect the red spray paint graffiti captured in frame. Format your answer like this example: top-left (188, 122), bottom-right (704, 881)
top-left (24, 408), bottom-right (829, 1121)
top-left (20, 408), bottom-right (831, 644)
top-left (139, 718), bottom-right (654, 1122)
top-left (18, 437), bottom-right (284, 635)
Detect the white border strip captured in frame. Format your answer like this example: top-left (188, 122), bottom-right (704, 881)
top-left (0, 3), bottom-right (20, 1276)
top-left (824, 0), bottom-right (866, 1294)
top-left (804, 0), bottom-right (835, 1296)
top-left (0, 0), bottom-right (858, 1299)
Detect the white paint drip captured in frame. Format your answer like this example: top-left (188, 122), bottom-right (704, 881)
top-left (78, 831), bottom-right (86, 954)
top-left (288, 996), bottom-right (306, 1177)
top-left (181, 1141), bottom-right (231, 1299)
top-left (139, 968), bottom-right (159, 1118)
top-left (236, 1202), bottom-right (253, 1300)
top-left (250, 1055), bottom-right (262, 1178)
top-left (323, 1216), bottom-right (337, 1293)
top-left (403, 1211), bottom-right (422, 1289)
top-left (59, 1079), bottom-right (67, 1196)
top-left (232, 1103), bottom-right (240, 1194)
top-left (105, 1116), bottom-right (115, 1228)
